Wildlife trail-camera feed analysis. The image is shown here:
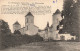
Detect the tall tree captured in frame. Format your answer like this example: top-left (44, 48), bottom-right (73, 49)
top-left (59, 0), bottom-right (80, 41)
top-left (0, 20), bottom-right (11, 35)
top-left (0, 19), bottom-right (11, 49)
top-left (59, 0), bottom-right (74, 34)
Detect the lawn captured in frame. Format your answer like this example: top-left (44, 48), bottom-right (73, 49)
top-left (0, 42), bottom-right (80, 51)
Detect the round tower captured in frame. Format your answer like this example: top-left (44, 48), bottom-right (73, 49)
top-left (13, 21), bottom-right (21, 32)
top-left (52, 9), bottom-right (62, 40)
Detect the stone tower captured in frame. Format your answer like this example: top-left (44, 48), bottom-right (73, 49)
top-left (25, 12), bottom-right (38, 35)
top-left (25, 12), bottom-right (34, 30)
top-left (52, 9), bottom-right (62, 40)
top-left (13, 21), bottom-right (21, 32)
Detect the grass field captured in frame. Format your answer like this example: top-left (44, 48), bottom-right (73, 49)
top-left (0, 42), bottom-right (80, 51)
top-left (59, 42), bottom-right (80, 51)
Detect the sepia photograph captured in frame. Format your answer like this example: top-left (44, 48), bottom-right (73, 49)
top-left (0, 0), bottom-right (80, 51)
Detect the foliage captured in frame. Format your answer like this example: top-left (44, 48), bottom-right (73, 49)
top-left (0, 20), bottom-right (11, 49)
top-left (14, 30), bottom-right (21, 35)
top-left (0, 20), bottom-right (43, 49)
top-left (59, 0), bottom-right (80, 36)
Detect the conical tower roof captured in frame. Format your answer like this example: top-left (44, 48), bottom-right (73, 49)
top-left (25, 12), bottom-right (33, 17)
top-left (13, 21), bottom-right (20, 25)
top-left (54, 9), bottom-right (61, 15)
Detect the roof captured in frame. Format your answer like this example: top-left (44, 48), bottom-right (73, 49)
top-left (53, 9), bottom-right (61, 15)
top-left (34, 25), bottom-right (39, 28)
top-left (25, 12), bottom-right (33, 17)
top-left (13, 21), bottom-right (20, 25)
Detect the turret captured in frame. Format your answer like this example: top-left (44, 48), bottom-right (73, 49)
top-left (13, 21), bottom-right (21, 32)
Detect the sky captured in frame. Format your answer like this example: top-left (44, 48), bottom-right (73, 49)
top-left (0, 0), bottom-right (63, 33)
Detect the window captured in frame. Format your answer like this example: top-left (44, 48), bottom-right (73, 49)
top-left (57, 19), bottom-right (58, 23)
top-left (27, 18), bottom-right (28, 23)
top-left (27, 26), bottom-right (28, 30)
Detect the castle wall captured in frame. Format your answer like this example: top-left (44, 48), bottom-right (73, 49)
top-left (58, 34), bottom-right (76, 40)
top-left (25, 24), bottom-right (38, 35)
top-left (19, 28), bottom-right (26, 35)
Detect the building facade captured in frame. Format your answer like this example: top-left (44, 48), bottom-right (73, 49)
top-left (38, 9), bottom-right (62, 40)
top-left (13, 10), bottom-right (76, 41)
top-left (13, 12), bottom-right (39, 35)
top-left (39, 9), bottom-right (76, 41)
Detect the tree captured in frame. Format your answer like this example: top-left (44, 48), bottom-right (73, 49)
top-left (0, 19), bottom-right (11, 49)
top-left (31, 34), bottom-right (43, 42)
top-left (59, 0), bottom-right (80, 41)
top-left (14, 30), bottom-right (21, 35)
top-left (0, 20), bottom-right (11, 35)
top-left (59, 0), bottom-right (74, 34)
top-left (59, 0), bottom-right (79, 34)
